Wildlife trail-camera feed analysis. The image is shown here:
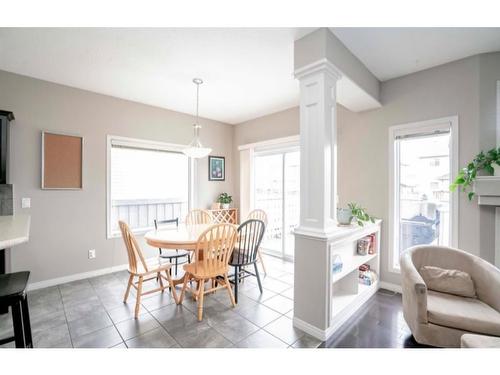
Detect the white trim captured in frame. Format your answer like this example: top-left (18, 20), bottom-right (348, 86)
top-left (294, 58), bottom-right (342, 81)
top-left (293, 281), bottom-right (379, 341)
top-left (388, 116), bottom-right (459, 274)
top-left (28, 263), bottom-right (129, 291)
top-left (106, 134), bottom-right (194, 239)
top-left (237, 135), bottom-right (299, 151)
top-left (379, 281), bottom-right (403, 294)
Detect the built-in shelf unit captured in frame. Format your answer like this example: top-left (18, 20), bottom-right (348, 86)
top-left (328, 220), bottom-right (381, 332)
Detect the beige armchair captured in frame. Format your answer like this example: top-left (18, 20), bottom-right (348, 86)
top-left (400, 245), bottom-right (500, 347)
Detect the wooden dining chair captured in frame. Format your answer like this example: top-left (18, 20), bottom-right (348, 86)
top-left (119, 221), bottom-right (178, 318)
top-left (247, 209), bottom-right (268, 275)
top-left (185, 209), bottom-right (213, 225)
top-left (177, 223), bottom-right (238, 321)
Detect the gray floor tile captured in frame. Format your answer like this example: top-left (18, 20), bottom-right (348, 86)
top-left (115, 313), bottom-right (160, 341)
top-left (280, 288), bottom-right (294, 300)
top-left (73, 326), bottom-right (123, 348)
top-left (235, 329), bottom-right (288, 348)
top-left (111, 342), bottom-right (127, 348)
top-left (59, 279), bottom-right (92, 296)
top-left (150, 304), bottom-right (192, 328)
top-left (173, 323), bottom-right (232, 348)
top-left (236, 303), bottom-right (282, 328)
top-left (107, 303), bottom-right (148, 324)
top-left (61, 289), bottom-right (99, 307)
top-left (262, 294), bottom-right (294, 314)
top-left (68, 310), bottom-right (113, 338)
top-left (263, 316), bottom-right (305, 345)
top-left (291, 333), bottom-right (322, 348)
top-left (64, 297), bottom-right (106, 322)
top-left (140, 291), bottom-right (176, 312)
top-left (33, 323), bottom-right (72, 348)
top-left (126, 327), bottom-right (177, 348)
top-left (208, 311), bottom-right (259, 343)
top-left (240, 286), bottom-right (277, 302)
top-left (31, 309), bottom-right (68, 335)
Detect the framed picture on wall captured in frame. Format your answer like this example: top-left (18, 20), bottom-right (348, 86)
top-left (208, 156), bottom-right (225, 181)
top-left (41, 131), bottom-right (84, 189)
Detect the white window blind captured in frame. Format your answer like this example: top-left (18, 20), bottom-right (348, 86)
top-left (108, 139), bottom-right (190, 236)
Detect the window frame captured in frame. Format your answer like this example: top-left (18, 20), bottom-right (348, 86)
top-left (106, 135), bottom-right (194, 239)
top-left (388, 116), bottom-right (459, 273)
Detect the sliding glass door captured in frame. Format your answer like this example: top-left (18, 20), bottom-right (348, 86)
top-left (254, 147), bottom-right (300, 260)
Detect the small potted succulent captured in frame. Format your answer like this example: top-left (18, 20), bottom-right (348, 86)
top-left (217, 192), bottom-right (232, 209)
top-left (337, 202), bottom-right (376, 226)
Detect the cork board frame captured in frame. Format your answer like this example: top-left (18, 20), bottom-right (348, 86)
top-left (42, 131), bottom-right (83, 190)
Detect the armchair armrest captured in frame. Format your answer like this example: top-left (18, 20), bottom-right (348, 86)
top-left (400, 251), bottom-right (428, 324)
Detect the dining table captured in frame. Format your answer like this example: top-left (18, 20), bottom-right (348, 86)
top-left (144, 223), bottom-right (213, 287)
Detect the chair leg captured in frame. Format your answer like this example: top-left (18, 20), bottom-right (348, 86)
top-left (165, 269), bottom-right (179, 304)
top-left (234, 266), bottom-right (239, 304)
top-left (175, 257), bottom-right (178, 276)
top-left (257, 249), bottom-right (267, 275)
top-left (224, 273), bottom-right (236, 307)
top-left (134, 276), bottom-right (143, 319)
top-left (11, 302), bottom-right (25, 348)
top-left (21, 297), bottom-right (33, 348)
top-left (197, 278), bottom-right (205, 321)
top-left (254, 262), bottom-right (263, 294)
top-left (158, 271), bottom-right (164, 292)
top-left (123, 274), bottom-right (134, 303)
top-left (178, 273), bottom-right (190, 304)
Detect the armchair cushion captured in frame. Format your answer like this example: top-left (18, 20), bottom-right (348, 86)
top-left (420, 265), bottom-right (476, 298)
top-left (427, 290), bottom-right (500, 336)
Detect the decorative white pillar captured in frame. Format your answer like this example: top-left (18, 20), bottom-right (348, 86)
top-left (293, 59), bottom-right (342, 338)
top-left (294, 59), bottom-right (342, 237)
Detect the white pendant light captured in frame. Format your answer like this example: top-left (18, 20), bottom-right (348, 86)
top-left (183, 78), bottom-right (212, 159)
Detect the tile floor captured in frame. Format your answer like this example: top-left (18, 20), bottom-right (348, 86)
top-left (0, 255), bottom-right (322, 349)
top-left (321, 289), bottom-right (429, 348)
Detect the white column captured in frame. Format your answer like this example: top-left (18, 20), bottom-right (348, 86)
top-left (294, 60), bottom-right (342, 237)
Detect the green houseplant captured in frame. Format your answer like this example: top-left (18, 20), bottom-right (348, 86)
top-left (450, 147), bottom-right (500, 200)
top-left (337, 202), bottom-right (376, 226)
top-left (348, 202), bottom-right (376, 226)
top-left (217, 192), bottom-right (233, 209)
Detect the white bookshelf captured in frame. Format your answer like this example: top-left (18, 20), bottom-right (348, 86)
top-left (329, 220), bottom-right (381, 330)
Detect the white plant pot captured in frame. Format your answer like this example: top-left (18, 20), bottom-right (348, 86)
top-left (493, 163), bottom-right (500, 177)
top-left (337, 208), bottom-right (353, 225)
top-left (221, 203), bottom-right (230, 209)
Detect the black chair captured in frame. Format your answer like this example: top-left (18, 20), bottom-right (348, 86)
top-left (229, 219), bottom-right (266, 303)
top-left (0, 271), bottom-right (32, 348)
top-left (154, 218), bottom-right (191, 276)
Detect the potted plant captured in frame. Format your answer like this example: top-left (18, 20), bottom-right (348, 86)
top-left (337, 202), bottom-right (376, 226)
top-left (217, 192), bottom-right (232, 209)
top-left (450, 147), bottom-right (500, 200)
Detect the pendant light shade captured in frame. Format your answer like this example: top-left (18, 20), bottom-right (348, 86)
top-left (183, 78), bottom-right (212, 159)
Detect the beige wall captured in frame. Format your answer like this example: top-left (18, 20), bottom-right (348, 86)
top-left (234, 54), bottom-right (496, 286)
top-left (1, 70), bottom-right (235, 283)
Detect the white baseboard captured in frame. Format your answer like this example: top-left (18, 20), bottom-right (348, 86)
top-left (28, 263), bottom-right (129, 291)
top-left (293, 282), bottom-right (380, 341)
top-left (379, 281), bottom-right (402, 293)
top-left (293, 317), bottom-right (332, 341)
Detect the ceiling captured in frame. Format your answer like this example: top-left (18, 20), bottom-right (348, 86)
top-left (0, 28), bottom-right (499, 124)
top-left (332, 27), bottom-right (500, 81)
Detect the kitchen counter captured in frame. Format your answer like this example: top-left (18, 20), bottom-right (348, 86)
top-left (0, 214), bottom-right (31, 249)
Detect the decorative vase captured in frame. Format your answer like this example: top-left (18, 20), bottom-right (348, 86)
top-left (493, 163), bottom-right (500, 177)
top-left (222, 203), bottom-right (230, 209)
top-left (337, 208), bottom-right (353, 226)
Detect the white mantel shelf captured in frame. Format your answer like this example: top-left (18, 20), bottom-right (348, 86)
top-left (0, 214), bottom-right (31, 249)
top-left (474, 176), bottom-right (500, 206)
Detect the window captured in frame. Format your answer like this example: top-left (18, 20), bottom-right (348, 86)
top-left (107, 136), bottom-right (191, 238)
top-left (389, 118), bottom-right (458, 271)
top-left (253, 146), bottom-right (300, 260)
